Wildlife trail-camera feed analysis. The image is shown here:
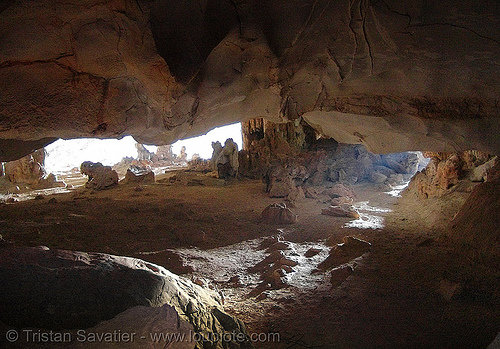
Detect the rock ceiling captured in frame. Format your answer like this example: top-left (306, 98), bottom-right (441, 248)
top-left (0, 0), bottom-right (499, 161)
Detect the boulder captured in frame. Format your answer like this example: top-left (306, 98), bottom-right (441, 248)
top-left (268, 178), bottom-right (294, 198)
top-left (70, 305), bottom-right (194, 349)
top-left (380, 152), bottom-right (419, 175)
top-left (287, 185), bottom-right (306, 202)
top-left (323, 184), bottom-right (356, 199)
top-left (470, 156), bottom-right (498, 182)
top-left (4, 149), bottom-right (46, 184)
top-left (215, 139), bottom-right (239, 179)
top-left (80, 161), bottom-right (119, 190)
top-left (321, 205), bottom-right (360, 219)
top-left (0, 246), bottom-right (252, 349)
top-left (304, 248), bottom-right (322, 258)
top-left (123, 166), bottom-right (155, 184)
top-left (261, 202), bottom-right (298, 224)
top-left (317, 236), bottom-right (371, 271)
top-left (369, 172), bottom-right (388, 184)
top-left (330, 196), bottom-right (354, 206)
top-left (330, 264), bottom-right (355, 289)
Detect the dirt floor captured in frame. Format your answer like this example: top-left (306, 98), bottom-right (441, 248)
top-left (0, 170), bottom-right (499, 348)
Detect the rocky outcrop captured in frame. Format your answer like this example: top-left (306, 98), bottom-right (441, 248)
top-left (2, 149), bottom-right (65, 189)
top-left (449, 161), bottom-right (500, 268)
top-left (241, 118), bottom-right (424, 200)
top-left (80, 161), bottom-right (119, 190)
top-left (213, 138), bottom-right (239, 179)
top-left (317, 236), bottom-right (371, 271)
top-left (406, 151), bottom-right (494, 198)
top-left (1, 0), bottom-right (499, 160)
top-left (0, 246), bottom-right (253, 349)
top-left (4, 149), bottom-right (45, 184)
top-left (135, 143), bottom-right (154, 161)
top-left (70, 305), bottom-right (195, 349)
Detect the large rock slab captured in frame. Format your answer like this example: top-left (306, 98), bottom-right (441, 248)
top-left (0, 246), bottom-right (253, 349)
top-left (70, 305), bottom-right (195, 349)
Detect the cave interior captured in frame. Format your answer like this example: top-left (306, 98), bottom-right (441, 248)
top-left (0, 0), bottom-right (499, 348)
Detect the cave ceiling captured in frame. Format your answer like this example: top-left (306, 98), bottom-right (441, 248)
top-left (0, 0), bottom-right (499, 160)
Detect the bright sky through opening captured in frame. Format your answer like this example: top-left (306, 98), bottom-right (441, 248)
top-left (45, 123), bottom-right (242, 173)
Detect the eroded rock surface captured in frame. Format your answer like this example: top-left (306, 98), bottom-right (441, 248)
top-left (70, 305), bottom-right (195, 349)
top-left (1, 0), bottom-right (499, 160)
top-left (261, 202), bottom-right (298, 224)
top-left (0, 246), bottom-right (253, 349)
top-left (80, 161), bottom-right (119, 190)
top-left (122, 165), bottom-right (155, 184)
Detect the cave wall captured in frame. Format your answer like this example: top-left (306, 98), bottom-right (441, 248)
top-left (0, 0), bottom-right (499, 161)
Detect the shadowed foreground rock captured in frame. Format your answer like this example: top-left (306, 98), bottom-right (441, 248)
top-left (70, 305), bottom-right (194, 349)
top-left (317, 236), bottom-right (372, 271)
top-left (0, 246), bottom-right (253, 349)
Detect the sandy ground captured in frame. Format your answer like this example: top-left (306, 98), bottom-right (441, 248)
top-left (0, 171), bottom-right (498, 348)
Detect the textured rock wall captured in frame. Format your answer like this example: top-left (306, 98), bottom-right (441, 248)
top-left (0, 0), bottom-right (499, 160)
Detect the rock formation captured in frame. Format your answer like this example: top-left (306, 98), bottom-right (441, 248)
top-left (261, 202), bottom-right (298, 225)
top-left (406, 151), bottom-right (495, 198)
top-left (317, 236), bottom-right (371, 271)
top-left (70, 305), bottom-right (195, 349)
top-left (0, 0), bottom-right (499, 161)
top-left (122, 165), bottom-right (155, 184)
top-left (80, 161), bottom-right (119, 190)
top-left (213, 138), bottom-right (239, 179)
top-left (0, 246), bottom-right (253, 349)
top-left (2, 148), bottom-right (65, 189)
top-left (135, 143), bottom-right (153, 161)
top-left (4, 149), bottom-right (45, 184)
top-left (240, 118), bottom-right (424, 202)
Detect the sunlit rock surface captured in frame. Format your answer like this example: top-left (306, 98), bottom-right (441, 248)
top-left (1, 0), bottom-right (499, 160)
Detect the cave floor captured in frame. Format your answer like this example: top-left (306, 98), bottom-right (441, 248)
top-left (0, 173), bottom-right (498, 348)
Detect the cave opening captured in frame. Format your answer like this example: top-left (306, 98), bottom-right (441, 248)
top-left (0, 117), bottom-right (498, 349)
top-left (0, 0), bottom-right (499, 346)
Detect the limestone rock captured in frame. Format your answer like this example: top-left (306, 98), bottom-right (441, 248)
top-left (288, 185), bottom-right (306, 202)
top-left (4, 149), bottom-right (45, 184)
top-left (317, 236), bottom-right (371, 271)
top-left (268, 178), bottom-right (294, 198)
top-left (323, 184), bottom-right (356, 199)
top-left (135, 143), bottom-right (153, 161)
top-left (305, 248), bottom-right (322, 258)
top-left (80, 161), bottom-right (119, 190)
top-left (261, 202), bottom-right (298, 224)
top-left (0, 0), bottom-right (499, 159)
top-left (321, 205), bottom-right (360, 219)
top-left (470, 156), bottom-right (498, 182)
top-left (330, 196), bottom-right (354, 206)
top-left (0, 246), bottom-right (253, 349)
top-left (406, 151), bottom-right (494, 198)
top-left (369, 172), bottom-right (388, 184)
top-left (330, 265), bottom-right (355, 289)
top-left (215, 139), bottom-right (239, 179)
top-left (70, 305), bottom-right (195, 349)
top-left (211, 141), bottom-right (223, 171)
top-left (122, 166), bottom-right (155, 184)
